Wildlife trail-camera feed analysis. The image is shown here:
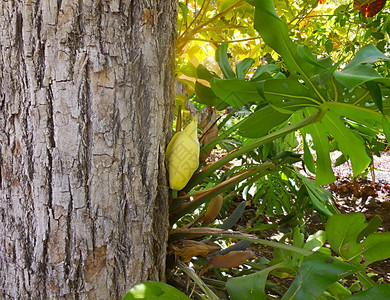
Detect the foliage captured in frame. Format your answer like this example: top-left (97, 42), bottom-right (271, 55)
top-left (123, 281), bottom-right (190, 300)
top-left (176, 0), bottom-right (390, 79)
top-left (125, 0), bottom-right (390, 298)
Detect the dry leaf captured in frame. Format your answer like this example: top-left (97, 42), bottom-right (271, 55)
top-left (202, 194), bottom-right (223, 225)
top-left (208, 251), bottom-right (256, 268)
top-left (171, 240), bottom-right (221, 263)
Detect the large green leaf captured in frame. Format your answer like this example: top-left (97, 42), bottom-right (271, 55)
top-left (251, 0), bottom-right (308, 77)
top-left (248, 0), bottom-right (390, 185)
top-left (303, 230), bottom-right (327, 252)
top-left (263, 77), bottom-right (322, 113)
top-left (191, 0), bottom-right (390, 191)
top-left (251, 64), bottom-right (279, 81)
top-left (123, 281), bottom-right (190, 300)
top-left (238, 105), bottom-right (291, 138)
top-left (344, 44), bottom-right (390, 70)
top-left (211, 78), bottom-right (264, 108)
top-left (366, 81), bottom-right (383, 113)
top-left (282, 252), bottom-right (361, 300)
top-left (195, 81), bottom-right (228, 110)
top-left (236, 58), bottom-right (255, 79)
top-left (320, 108), bottom-right (371, 176)
top-left (300, 110), bottom-right (336, 185)
top-left (251, 0), bottom-right (327, 108)
top-left (302, 136), bottom-right (316, 174)
top-left (216, 43), bottom-right (236, 79)
top-left (227, 262), bottom-right (290, 300)
top-left (334, 64), bottom-right (390, 90)
top-left (326, 213), bottom-right (390, 267)
top-left (333, 44), bottom-right (390, 90)
top-left (298, 103), bottom-right (377, 185)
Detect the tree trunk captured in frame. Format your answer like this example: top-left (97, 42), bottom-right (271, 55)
top-left (0, 1), bottom-right (176, 299)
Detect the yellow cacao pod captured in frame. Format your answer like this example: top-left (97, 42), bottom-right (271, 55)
top-left (166, 120), bottom-right (200, 190)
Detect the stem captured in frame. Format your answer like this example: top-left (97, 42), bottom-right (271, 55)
top-left (198, 0), bottom-right (211, 23)
top-left (356, 270), bottom-right (377, 290)
top-left (196, 25), bottom-right (246, 33)
top-left (170, 228), bottom-right (313, 256)
top-left (218, 108), bottom-right (237, 130)
top-left (176, 261), bottom-right (220, 300)
top-left (329, 101), bottom-right (383, 117)
top-left (187, 36), bottom-right (262, 44)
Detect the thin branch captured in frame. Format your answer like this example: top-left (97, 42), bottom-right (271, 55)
top-left (176, 0), bottom-right (247, 53)
top-left (170, 227), bottom-right (313, 256)
top-left (188, 36), bottom-right (262, 44)
top-left (176, 261), bottom-right (220, 300)
top-left (196, 24), bottom-right (246, 33)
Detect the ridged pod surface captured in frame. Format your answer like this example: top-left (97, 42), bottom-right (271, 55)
top-left (166, 120), bottom-right (200, 190)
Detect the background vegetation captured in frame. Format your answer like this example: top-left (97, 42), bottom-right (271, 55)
top-left (126, 0), bottom-right (390, 299)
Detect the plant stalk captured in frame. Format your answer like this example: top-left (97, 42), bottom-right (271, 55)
top-left (177, 261), bottom-right (220, 300)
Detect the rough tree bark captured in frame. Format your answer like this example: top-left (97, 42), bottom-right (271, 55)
top-left (0, 0), bottom-right (176, 299)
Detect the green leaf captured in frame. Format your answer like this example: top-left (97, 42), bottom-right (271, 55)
top-left (325, 39), bottom-right (333, 53)
top-left (227, 262), bottom-right (290, 300)
top-left (251, 0), bottom-right (327, 107)
top-left (263, 78), bottom-right (322, 113)
top-left (321, 108), bottom-right (371, 177)
top-left (297, 44), bottom-right (328, 69)
top-left (382, 115), bottom-right (390, 141)
top-left (357, 216), bottom-right (382, 244)
top-left (123, 281), bottom-right (190, 300)
top-left (219, 201), bottom-right (246, 230)
top-left (236, 58), bottom-right (255, 79)
top-left (282, 252), bottom-right (361, 300)
top-left (195, 81), bottom-right (227, 110)
top-left (326, 213), bottom-right (390, 266)
top-left (181, 63), bottom-right (197, 77)
top-left (251, 64), bottom-right (279, 81)
top-left (301, 113), bottom-right (336, 185)
top-left (301, 176), bottom-right (335, 216)
top-left (302, 136), bottom-right (316, 174)
top-left (216, 43), bottom-right (236, 79)
top-left (356, 270), bottom-right (377, 290)
top-left (251, 0), bottom-right (306, 76)
top-left (178, 3), bottom-right (189, 25)
top-left (366, 81), bottom-right (383, 113)
top-left (344, 44), bottom-right (390, 70)
top-left (328, 104), bottom-right (383, 130)
top-left (303, 230), bottom-right (327, 252)
top-left (238, 105), bottom-right (291, 138)
top-left (327, 282), bottom-right (352, 298)
top-left (334, 64), bottom-right (390, 90)
top-left (211, 78), bottom-right (264, 108)
top-left (345, 284), bottom-right (390, 299)
top-left (217, 0), bottom-right (241, 12)
top-left (197, 64), bottom-right (219, 82)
